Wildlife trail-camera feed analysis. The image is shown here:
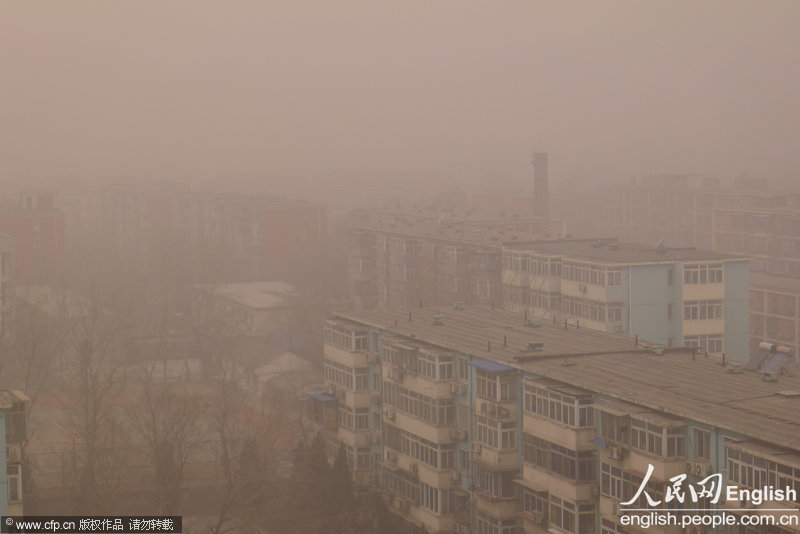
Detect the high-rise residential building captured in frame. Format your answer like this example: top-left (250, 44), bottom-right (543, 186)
top-left (307, 306), bottom-right (799, 534)
top-left (712, 206), bottom-right (800, 279)
top-left (501, 239), bottom-right (750, 361)
top-left (0, 192), bottom-right (65, 285)
top-left (595, 174), bottom-right (800, 251)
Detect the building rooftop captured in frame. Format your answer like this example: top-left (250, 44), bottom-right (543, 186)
top-left (353, 219), bottom-right (547, 248)
top-left (503, 238), bottom-right (744, 264)
top-left (751, 272), bottom-right (800, 294)
top-left (196, 281), bottom-right (298, 309)
top-left (335, 306), bottom-right (800, 450)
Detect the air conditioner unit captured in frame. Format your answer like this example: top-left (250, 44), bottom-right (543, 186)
top-left (472, 442), bottom-right (482, 454)
top-left (384, 407), bottom-right (395, 421)
top-left (457, 429), bottom-right (468, 441)
top-left (615, 322), bottom-right (626, 332)
top-left (367, 352), bottom-right (378, 363)
top-left (696, 463), bottom-right (708, 477)
top-left (408, 463), bottom-right (418, 475)
top-left (590, 485), bottom-right (600, 499)
top-left (609, 446), bottom-right (623, 460)
top-left (452, 471), bottom-right (461, 484)
top-left (327, 384), bottom-right (337, 395)
top-left (6, 443), bottom-right (21, 463)
top-left (578, 283), bottom-right (588, 293)
top-left (386, 450), bottom-right (398, 463)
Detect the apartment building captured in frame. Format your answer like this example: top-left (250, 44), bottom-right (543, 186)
top-left (55, 183), bottom-right (327, 283)
top-left (501, 239), bottom-right (750, 361)
top-left (713, 207), bottom-right (800, 279)
top-left (749, 273), bottom-right (800, 362)
top-left (308, 306), bottom-right (799, 534)
top-left (1, 390), bottom-right (29, 517)
top-left (348, 216), bottom-right (563, 310)
top-left (0, 192), bottom-right (65, 285)
top-left (595, 174), bottom-right (800, 250)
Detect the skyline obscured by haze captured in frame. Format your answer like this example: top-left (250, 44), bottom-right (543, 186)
top-left (2, 1), bottom-right (799, 187)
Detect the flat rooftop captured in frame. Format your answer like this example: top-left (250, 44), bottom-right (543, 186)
top-left (196, 281), bottom-right (297, 309)
top-left (504, 238), bottom-right (744, 264)
top-left (336, 306), bottom-right (800, 450)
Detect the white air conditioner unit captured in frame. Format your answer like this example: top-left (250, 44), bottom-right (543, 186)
top-left (327, 384), bottom-right (337, 395)
top-left (384, 407), bottom-right (395, 421)
top-left (6, 443), bottom-right (21, 463)
top-left (615, 322), bottom-right (626, 332)
top-left (609, 446), bottom-right (623, 460)
top-left (408, 463), bottom-right (418, 475)
top-left (472, 442), bottom-right (482, 453)
top-left (578, 283), bottom-right (588, 293)
top-left (367, 352), bottom-right (378, 363)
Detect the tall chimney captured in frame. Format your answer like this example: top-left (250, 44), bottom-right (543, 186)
top-left (532, 152), bottom-right (549, 222)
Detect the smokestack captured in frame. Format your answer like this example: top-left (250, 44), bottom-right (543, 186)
top-left (532, 152), bottom-right (549, 222)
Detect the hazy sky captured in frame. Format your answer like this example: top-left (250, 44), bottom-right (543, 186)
top-left (2, 1), bottom-right (800, 186)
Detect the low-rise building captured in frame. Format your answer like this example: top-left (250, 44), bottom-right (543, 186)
top-left (308, 306), bottom-right (799, 534)
top-left (502, 239), bottom-right (750, 361)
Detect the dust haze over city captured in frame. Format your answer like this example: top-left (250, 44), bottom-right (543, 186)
top-left (1, 2), bottom-right (800, 534)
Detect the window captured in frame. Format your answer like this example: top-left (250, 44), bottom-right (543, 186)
top-left (695, 429), bottom-right (711, 460)
top-left (630, 419), bottom-right (685, 458)
top-left (7, 464), bottom-right (21, 503)
top-left (324, 359), bottom-right (369, 390)
top-left (549, 495), bottom-right (576, 533)
top-left (384, 424), bottom-right (455, 469)
top-left (474, 467), bottom-right (516, 500)
top-left (382, 382), bottom-right (454, 426)
top-left (601, 463), bottom-right (624, 499)
top-left (683, 263), bottom-right (723, 284)
top-left (523, 382), bottom-right (594, 428)
top-left (476, 371), bottom-right (516, 402)
top-left (523, 434), bottom-right (595, 482)
top-left (683, 300), bottom-right (723, 320)
top-left (684, 334), bottom-right (723, 353)
top-left (476, 416), bottom-right (517, 450)
top-left (476, 511), bottom-right (518, 534)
